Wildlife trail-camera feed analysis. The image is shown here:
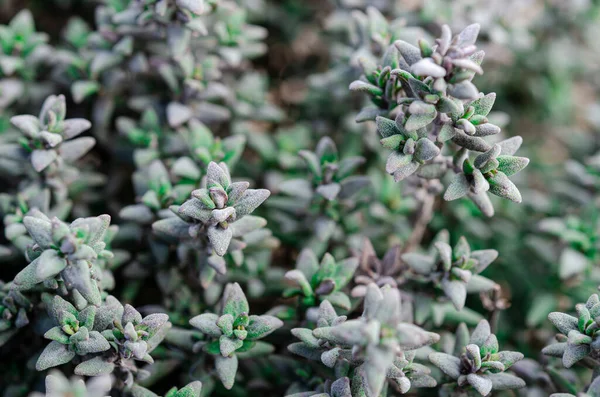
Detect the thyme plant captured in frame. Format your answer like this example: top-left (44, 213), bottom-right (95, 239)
top-left (0, 1), bottom-right (598, 396)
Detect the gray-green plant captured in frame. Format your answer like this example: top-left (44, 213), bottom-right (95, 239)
top-left (189, 282), bottom-right (283, 389)
top-left (284, 249), bottom-right (358, 311)
top-left (429, 320), bottom-right (525, 396)
top-left (402, 232), bottom-right (498, 310)
top-left (289, 284), bottom-right (439, 396)
top-left (351, 23), bottom-right (529, 217)
top-left (1, 0), bottom-right (597, 396)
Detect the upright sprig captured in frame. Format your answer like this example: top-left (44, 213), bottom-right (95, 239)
top-left (402, 232), bottom-right (498, 310)
top-left (12, 213), bottom-right (112, 306)
top-left (429, 320), bottom-right (525, 396)
top-left (290, 284), bottom-right (439, 396)
top-left (153, 161), bottom-right (270, 280)
top-left (36, 296), bottom-right (110, 371)
top-left (544, 294), bottom-right (600, 369)
top-left (351, 24), bottom-right (529, 217)
top-left (351, 238), bottom-right (403, 297)
top-left (189, 283), bottom-right (283, 389)
top-left (284, 249), bottom-right (359, 311)
top-left (8, 95), bottom-right (94, 174)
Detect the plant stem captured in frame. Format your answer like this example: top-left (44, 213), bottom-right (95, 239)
top-left (401, 185), bottom-right (435, 254)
